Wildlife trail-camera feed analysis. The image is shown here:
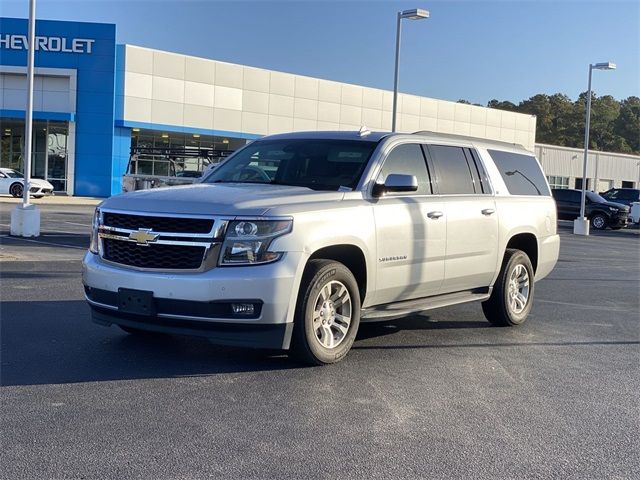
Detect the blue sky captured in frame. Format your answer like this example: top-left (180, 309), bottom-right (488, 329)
top-left (2, 0), bottom-right (638, 104)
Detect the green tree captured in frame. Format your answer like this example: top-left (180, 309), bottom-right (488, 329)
top-left (614, 96), bottom-right (640, 152)
top-left (485, 92), bottom-right (639, 154)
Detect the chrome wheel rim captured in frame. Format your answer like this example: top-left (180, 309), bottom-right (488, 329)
top-left (507, 264), bottom-right (530, 314)
top-left (312, 280), bottom-right (352, 349)
top-left (592, 216), bottom-right (605, 229)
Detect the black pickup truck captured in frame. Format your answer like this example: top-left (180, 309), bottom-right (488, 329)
top-left (552, 189), bottom-right (630, 230)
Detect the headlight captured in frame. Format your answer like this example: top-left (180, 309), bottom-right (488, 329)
top-left (219, 218), bottom-right (292, 266)
top-left (608, 207), bottom-right (619, 212)
top-left (89, 208), bottom-right (101, 254)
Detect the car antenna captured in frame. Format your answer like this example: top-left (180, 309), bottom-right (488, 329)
top-left (359, 125), bottom-right (371, 137)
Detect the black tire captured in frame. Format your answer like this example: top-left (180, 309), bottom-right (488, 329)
top-left (290, 259), bottom-right (361, 365)
top-left (482, 249), bottom-right (535, 327)
top-left (9, 183), bottom-right (23, 198)
top-left (590, 212), bottom-right (608, 230)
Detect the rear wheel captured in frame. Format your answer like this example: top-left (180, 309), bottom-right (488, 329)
top-left (9, 183), bottom-right (23, 198)
top-left (590, 213), bottom-right (608, 230)
top-left (482, 249), bottom-right (534, 327)
top-left (290, 259), bottom-right (361, 365)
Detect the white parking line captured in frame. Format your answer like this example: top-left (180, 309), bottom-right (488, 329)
top-left (64, 222), bottom-right (91, 227)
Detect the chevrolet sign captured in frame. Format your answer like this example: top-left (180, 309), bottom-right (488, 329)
top-left (129, 229), bottom-right (159, 246)
top-left (0, 34), bottom-right (95, 54)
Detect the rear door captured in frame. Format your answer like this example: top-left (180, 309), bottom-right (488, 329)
top-left (372, 143), bottom-right (446, 304)
top-left (425, 145), bottom-right (499, 294)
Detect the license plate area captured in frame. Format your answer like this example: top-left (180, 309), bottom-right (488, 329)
top-left (118, 288), bottom-right (155, 316)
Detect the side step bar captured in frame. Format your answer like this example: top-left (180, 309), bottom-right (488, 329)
top-left (361, 287), bottom-right (492, 322)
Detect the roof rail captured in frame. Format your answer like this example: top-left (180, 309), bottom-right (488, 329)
top-left (411, 130), bottom-right (524, 149)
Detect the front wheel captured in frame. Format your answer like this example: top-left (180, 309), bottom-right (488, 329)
top-left (290, 260), bottom-right (361, 365)
top-left (590, 213), bottom-right (608, 230)
top-left (482, 249), bottom-right (534, 327)
top-left (10, 183), bottom-right (23, 198)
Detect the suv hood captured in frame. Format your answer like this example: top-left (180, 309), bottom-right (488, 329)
top-left (602, 200), bottom-right (630, 212)
top-left (100, 183), bottom-right (345, 216)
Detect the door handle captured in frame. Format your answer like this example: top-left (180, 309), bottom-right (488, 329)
top-left (481, 208), bottom-right (495, 216)
top-left (427, 211), bottom-right (444, 219)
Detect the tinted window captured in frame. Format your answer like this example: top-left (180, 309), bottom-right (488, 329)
top-left (428, 145), bottom-right (476, 194)
top-left (586, 191), bottom-right (607, 203)
top-left (488, 149), bottom-right (551, 196)
top-left (377, 144), bottom-right (431, 195)
top-left (204, 139), bottom-right (377, 191)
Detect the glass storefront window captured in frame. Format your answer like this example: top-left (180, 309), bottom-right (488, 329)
top-left (128, 129), bottom-right (246, 179)
top-left (0, 118), bottom-right (69, 192)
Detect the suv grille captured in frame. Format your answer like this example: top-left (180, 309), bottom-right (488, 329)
top-left (99, 211), bottom-right (219, 270)
top-left (102, 238), bottom-right (206, 270)
top-left (103, 212), bottom-right (214, 234)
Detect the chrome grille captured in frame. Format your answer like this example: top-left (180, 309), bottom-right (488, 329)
top-left (99, 210), bottom-right (222, 271)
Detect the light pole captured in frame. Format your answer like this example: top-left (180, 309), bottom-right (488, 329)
top-left (391, 8), bottom-right (429, 132)
top-left (10, 0), bottom-right (41, 237)
top-left (573, 61), bottom-right (616, 236)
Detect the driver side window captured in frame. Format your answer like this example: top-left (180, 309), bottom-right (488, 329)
top-left (377, 144), bottom-right (431, 195)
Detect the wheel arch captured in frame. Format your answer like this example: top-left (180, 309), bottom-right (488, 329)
top-left (306, 244), bottom-right (368, 303)
top-left (505, 232), bottom-right (538, 273)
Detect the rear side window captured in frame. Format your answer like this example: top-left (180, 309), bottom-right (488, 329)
top-left (488, 149), bottom-right (551, 196)
top-left (427, 145), bottom-right (476, 194)
top-left (377, 144), bottom-right (431, 195)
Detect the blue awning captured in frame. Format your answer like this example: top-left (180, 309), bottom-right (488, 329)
top-left (0, 109), bottom-right (76, 122)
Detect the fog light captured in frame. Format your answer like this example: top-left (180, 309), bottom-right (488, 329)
top-left (231, 303), bottom-right (255, 315)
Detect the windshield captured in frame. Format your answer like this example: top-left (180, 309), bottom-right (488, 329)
top-left (2, 170), bottom-right (23, 178)
top-left (586, 191), bottom-right (607, 203)
top-left (202, 139), bottom-right (378, 191)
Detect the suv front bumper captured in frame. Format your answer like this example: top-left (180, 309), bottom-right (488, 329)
top-left (82, 251), bottom-right (304, 349)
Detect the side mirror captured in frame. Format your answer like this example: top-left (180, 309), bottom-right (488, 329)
top-left (372, 173), bottom-right (418, 197)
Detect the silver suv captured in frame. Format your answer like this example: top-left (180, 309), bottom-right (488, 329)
top-left (83, 131), bottom-right (560, 364)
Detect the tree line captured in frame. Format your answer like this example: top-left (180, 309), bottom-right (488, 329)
top-left (458, 94), bottom-right (640, 155)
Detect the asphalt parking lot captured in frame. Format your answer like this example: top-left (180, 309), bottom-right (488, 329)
top-left (1, 202), bottom-right (639, 479)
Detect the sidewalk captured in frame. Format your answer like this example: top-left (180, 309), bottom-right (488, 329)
top-left (0, 194), bottom-right (104, 206)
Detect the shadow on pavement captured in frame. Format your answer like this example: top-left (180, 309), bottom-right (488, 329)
top-left (1, 300), bottom-right (299, 387)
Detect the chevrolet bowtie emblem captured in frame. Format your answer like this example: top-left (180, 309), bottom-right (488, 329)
top-left (129, 228), bottom-right (159, 245)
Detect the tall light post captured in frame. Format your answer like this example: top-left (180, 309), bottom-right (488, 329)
top-left (10, 0), bottom-right (41, 237)
top-left (573, 61), bottom-right (616, 236)
top-left (391, 8), bottom-right (429, 132)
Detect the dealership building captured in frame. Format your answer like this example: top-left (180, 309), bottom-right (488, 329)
top-left (1, 17), bottom-right (638, 197)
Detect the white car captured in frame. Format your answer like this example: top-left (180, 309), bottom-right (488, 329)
top-left (0, 168), bottom-right (54, 198)
top-left (630, 202), bottom-right (640, 224)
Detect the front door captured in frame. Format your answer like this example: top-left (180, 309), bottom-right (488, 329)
top-left (372, 143), bottom-right (446, 305)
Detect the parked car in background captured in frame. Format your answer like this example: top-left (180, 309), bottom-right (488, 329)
top-left (629, 203), bottom-right (640, 225)
top-left (0, 168), bottom-right (54, 198)
top-left (599, 188), bottom-right (640, 207)
top-left (552, 188), bottom-right (630, 230)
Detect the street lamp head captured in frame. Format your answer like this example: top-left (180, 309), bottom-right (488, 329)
top-left (593, 62), bottom-right (616, 70)
top-left (401, 8), bottom-right (430, 20)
